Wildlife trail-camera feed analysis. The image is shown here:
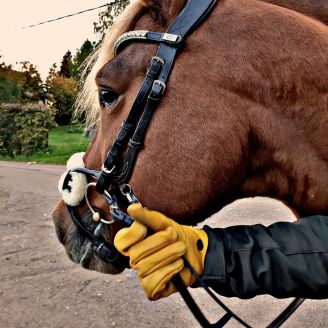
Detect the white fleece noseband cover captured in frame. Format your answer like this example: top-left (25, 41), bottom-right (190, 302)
top-left (58, 152), bottom-right (87, 206)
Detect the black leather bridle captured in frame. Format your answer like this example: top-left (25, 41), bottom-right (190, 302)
top-left (66, 0), bottom-right (305, 326)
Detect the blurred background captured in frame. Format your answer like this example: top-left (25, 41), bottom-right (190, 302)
top-left (0, 0), bottom-right (129, 164)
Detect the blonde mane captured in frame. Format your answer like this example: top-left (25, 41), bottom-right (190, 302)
top-left (76, 0), bottom-right (144, 128)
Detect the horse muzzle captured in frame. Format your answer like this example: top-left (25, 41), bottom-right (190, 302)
top-left (52, 199), bottom-right (128, 274)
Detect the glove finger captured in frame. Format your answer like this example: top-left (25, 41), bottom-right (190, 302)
top-left (127, 204), bottom-right (174, 232)
top-left (155, 282), bottom-right (177, 300)
top-left (140, 258), bottom-right (184, 300)
top-left (178, 266), bottom-right (195, 287)
top-left (127, 226), bottom-right (179, 264)
top-left (114, 221), bottom-right (147, 256)
top-left (132, 241), bottom-right (186, 276)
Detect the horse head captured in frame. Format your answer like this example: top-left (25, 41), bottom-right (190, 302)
top-left (52, 0), bottom-right (328, 274)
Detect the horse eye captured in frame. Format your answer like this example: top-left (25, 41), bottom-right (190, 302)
top-left (99, 88), bottom-right (120, 109)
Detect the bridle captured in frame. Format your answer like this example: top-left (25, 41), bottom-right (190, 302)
top-left (65, 0), bottom-right (305, 326)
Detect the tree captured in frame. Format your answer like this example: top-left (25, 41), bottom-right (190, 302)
top-left (0, 71), bottom-right (22, 104)
top-left (71, 40), bottom-right (95, 79)
top-left (0, 58), bottom-right (22, 103)
top-left (46, 63), bottom-right (58, 87)
top-left (20, 61), bottom-right (45, 102)
top-left (94, 0), bottom-right (130, 40)
top-left (0, 56), bottom-right (13, 71)
top-left (46, 62), bottom-right (77, 125)
top-left (47, 75), bottom-right (77, 125)
top-left (59, 50), bottom-right (73, 78)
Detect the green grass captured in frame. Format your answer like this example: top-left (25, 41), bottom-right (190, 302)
top-left (0, 125), bottom-right (90, 164)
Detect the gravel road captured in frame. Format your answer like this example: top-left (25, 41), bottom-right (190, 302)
top-left (0, 161), bottom-right (327, 328)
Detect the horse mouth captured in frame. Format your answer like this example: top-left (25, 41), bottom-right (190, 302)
top-left (55, 208), bottom-right (124, 274)
top-left (79, 239), bottom-right (94, 268)
top-left (65, 236), bottom-right (95, 269)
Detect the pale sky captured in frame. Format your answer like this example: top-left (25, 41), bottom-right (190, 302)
top-left (0, 1), bottom-right (107, 79)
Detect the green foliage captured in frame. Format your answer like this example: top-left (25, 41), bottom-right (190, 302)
top-left (59, 50), bottom-right (73, 78)
top-left (20, 61), bottom-right (46, 102)
top-left (71, 40), bottom-right (95, 80)
top-left (47, 75), bottom-right (77, 125)
top-left (94, 0), bottom-right (130, 40)
top-left (43, 125), bottom-right (90, 163)
top-left (0, 104), bottom-right (55, 156)
top-left (0, 125), bottom-right (90, 164)
top-left (0, 64), bottom-right (25, 103)
top-left (0, 62), bottom-right (45, 104)
top-left (0, 75), bottom-right (21, 103)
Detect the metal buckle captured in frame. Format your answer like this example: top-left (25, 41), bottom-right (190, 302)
top-left (109, 205), bottom-right (119, 213)
top-left (162, 33), bottom-right (180, 43)
top-left (119, 184), bottom-right (139, 204)
top-left (151, 56), bottom-right (165, 66)
top-left (153, 80), bottom-right (166, 95)
top-left (101, 164), bottom-right (115, 175)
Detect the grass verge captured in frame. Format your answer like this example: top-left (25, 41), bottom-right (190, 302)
top-left (0, 125), bottom-right (90, 165)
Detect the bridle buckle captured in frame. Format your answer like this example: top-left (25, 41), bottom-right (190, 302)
top-left (151, 56), bottom-right (165, 66)
top-left (101, 164), bottom-right (116, 175)
top-left (153, 80), bottom-right (166, 96)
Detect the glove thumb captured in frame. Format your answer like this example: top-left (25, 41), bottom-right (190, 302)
top-left (127, 204), bottom-right (173, 232)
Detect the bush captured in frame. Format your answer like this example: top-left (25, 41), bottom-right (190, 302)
top-left (0, 103), bottom-right (55, 156)
top-left (47, 76), bottom-right (77, 125)
top-left (0, 68), bottom-right (24, 103)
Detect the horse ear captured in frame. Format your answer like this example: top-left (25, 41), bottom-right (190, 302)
top-left (139, 0), bottom-right (186, 25)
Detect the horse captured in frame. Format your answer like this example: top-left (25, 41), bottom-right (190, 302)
top-left (261, 0), bottom-right (328, 24)
top-left (52, 0), bottom-right (328, 280)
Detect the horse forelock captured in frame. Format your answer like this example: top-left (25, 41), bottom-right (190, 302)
top-left (75, 0), bottom-right (145, 129)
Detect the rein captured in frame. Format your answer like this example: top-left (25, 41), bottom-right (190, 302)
top-left (65, 0), bottom-right (305, 326)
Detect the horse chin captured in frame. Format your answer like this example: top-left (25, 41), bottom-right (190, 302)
top-left (77, 240), bottom-right (124, 274)
top-left (52, 202), bottom-right (124, 275)
top-left (64, 227), bottom-right (124, 275)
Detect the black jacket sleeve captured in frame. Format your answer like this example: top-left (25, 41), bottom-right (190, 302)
top-left (202, 215), bottom-right (328, 299)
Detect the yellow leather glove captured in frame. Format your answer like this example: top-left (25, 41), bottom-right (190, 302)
top-left (114, 204), bottom-right (208, 300)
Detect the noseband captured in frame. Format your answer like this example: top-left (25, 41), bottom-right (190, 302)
top-left (65, 0), bottom-right (305, 326)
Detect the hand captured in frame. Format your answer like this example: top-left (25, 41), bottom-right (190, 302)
top-left (114, 204), bottom-right (208, 300)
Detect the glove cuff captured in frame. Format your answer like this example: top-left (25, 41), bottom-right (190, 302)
top-left (183, 226), bottom-right (208, 276)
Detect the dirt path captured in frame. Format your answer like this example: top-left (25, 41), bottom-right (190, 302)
top-left (0, 161), bottom-right (327, 328)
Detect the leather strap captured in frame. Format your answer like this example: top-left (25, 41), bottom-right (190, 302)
top-left (66, 205), bottom-right (129, 267)
top-left (96, 0), bottom-right (217, 193)
top-left (97, 57), bottom-right (163, 192)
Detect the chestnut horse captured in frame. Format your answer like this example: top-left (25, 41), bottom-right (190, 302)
top-left (53, 0), bottom-right (328, 279)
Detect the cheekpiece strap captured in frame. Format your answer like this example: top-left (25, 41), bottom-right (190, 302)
top-left (96, 0), bottom-right (217, 194)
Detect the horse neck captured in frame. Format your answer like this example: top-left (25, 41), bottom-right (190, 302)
top-left (198, 0), bottom-right (328, 216)
top-left (260, 0), bottom-right (328, 25)
top-left (239, 101), bottom-right (328, 216)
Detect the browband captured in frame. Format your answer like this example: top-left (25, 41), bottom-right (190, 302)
top-left (114, 30), bottom-right (182, 55)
